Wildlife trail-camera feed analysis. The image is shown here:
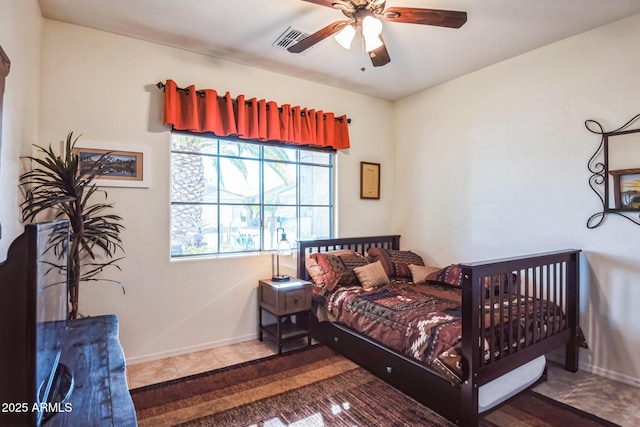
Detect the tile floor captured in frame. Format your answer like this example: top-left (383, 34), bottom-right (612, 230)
top-left (535, 362), bottom-right (640, 426)
top-left (127, 339), bottom-right (640, 426)
top-left (126, 339), bottom-right (284, 389)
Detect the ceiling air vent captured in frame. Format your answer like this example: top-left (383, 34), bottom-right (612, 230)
top-left (272, 27), bottom-right (312, 53)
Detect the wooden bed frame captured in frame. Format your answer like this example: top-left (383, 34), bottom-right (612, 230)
top-left (297, 235), bottom-right (581, 426)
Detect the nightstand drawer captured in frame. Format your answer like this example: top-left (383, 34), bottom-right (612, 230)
top-left (284, 289), bottom-right (310, 312)
top-left (259, 279), bottom-right (312, 315)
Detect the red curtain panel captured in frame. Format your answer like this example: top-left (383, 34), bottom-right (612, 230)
top-left (163, 79), bottom-right (350, 150)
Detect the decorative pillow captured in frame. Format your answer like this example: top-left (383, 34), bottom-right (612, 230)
top-left (426, 264), bottom-right (463, 287)
top-left (366, 247), bottom-right (425, 280)
top-left (305, 256), bottom-right (326, 297)
top-left (309, 250), bottom-right (368, 292)
top-left (483, 273), bottom-right (520, 297)
top-left (305, 249), bottom-right (352, 289)
top-left (424, 265), bottom-right (520, 297)
top-left (408, 264), bottom-right (441, 284)
top-left (353, 261), bottom-right (390, 289)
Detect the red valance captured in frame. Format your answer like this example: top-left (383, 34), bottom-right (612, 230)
top-left (162, 80), bottom-right (350, 150)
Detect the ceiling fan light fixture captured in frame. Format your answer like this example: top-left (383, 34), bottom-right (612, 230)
top-left (364, 34), bottom-right (383, 52)
top-left (362, 15), bottom-right (382, 38)
top-left (335, 24), bottom-right (356, 49)
top-left (362, 15), bottom-right (383, 52)
top-left (290, 1), bottom-right (467, 67)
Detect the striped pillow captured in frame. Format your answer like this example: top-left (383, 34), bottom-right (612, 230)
top-left (367, 247), bottom-right (425, 280)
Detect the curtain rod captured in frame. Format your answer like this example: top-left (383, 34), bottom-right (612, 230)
top-left (156, 82), bottom-right (351, 124)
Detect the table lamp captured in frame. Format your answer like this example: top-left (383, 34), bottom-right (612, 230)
top-left (272, 227), bottom-right (292, 281)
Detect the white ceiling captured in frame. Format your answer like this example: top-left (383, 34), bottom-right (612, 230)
top-left (38, 0), bottom-right (640, 101)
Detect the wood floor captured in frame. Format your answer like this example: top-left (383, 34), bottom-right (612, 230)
top-left (127, 339), bottom-right (639, 426)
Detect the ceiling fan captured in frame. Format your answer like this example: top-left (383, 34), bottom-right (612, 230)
top-left (288, 0), bottom-right (467, 67)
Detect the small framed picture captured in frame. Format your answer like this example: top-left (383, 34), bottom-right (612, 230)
top-left (72, 142), bottom-right (150, 188)
top-left (360, 161), bottom-right (380, 199)
top-left (609, 168), bottom-right (640, 209)
top-left (0, 44), bottom-right (11, 174)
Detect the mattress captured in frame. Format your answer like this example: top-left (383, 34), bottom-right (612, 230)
top-left (478, 355), bottom-right (546, 413)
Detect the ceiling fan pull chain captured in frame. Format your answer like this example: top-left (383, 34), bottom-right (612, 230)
top-left (360, 37), bottom-right (366, 72)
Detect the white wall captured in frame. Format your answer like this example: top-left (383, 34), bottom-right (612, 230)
top-left (0, 1), bottom-right (42, 260)
top-left (38, 20), bottom-right (394, 362)
top-left (393, 13), bottom-right (640, 386)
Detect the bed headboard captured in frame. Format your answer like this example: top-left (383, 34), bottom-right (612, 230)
top-left (296, 235), bottom-right (400, 281)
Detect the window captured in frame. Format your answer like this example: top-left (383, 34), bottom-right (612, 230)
top-left (170, 132), bottom-right (334, 257)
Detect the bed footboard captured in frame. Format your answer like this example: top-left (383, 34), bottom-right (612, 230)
top-left (459, 249), bottom-right (581, 426)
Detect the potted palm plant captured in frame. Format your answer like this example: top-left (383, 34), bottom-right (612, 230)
top-left (19, 132), bottom-right (125, 319)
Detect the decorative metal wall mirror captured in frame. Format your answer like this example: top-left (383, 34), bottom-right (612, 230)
top-left (587, 113), bottom-right (640, 228)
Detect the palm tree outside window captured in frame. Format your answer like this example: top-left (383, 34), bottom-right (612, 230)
top-left (170, 132), bottom-right (334, 257)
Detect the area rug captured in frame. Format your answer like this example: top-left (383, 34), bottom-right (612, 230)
top-left (130, 345), bottom-right (618, 427)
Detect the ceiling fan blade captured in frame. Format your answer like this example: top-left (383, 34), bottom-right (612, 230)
top-left (383, 7), bottom-right (467, 28)
top-left (369, 35), bottom-right (390, 67)
top-left (288, 21), bottom-right (347, 53)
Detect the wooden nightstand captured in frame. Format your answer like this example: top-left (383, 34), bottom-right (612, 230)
top-left (258, 278), bottom-right (312, 354)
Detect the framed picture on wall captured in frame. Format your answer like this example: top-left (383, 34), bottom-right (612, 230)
top-left (72, 141), bottom-right (150, 188)
top-left (609, 168), bottom-right (640, 210)
top-left (0, 44), bottom-right (11, 173)
top-left (360, 161), bottom-right (380, 199)
top-left (0, 44), bottom-right (10, 240)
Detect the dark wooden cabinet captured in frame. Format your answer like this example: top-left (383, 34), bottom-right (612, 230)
top-left (258, 279), bottom-right (312, 354)
top-left (48, 315), bottom-right (137, 426)
top-left (0, 222), bottom-right (136, 426)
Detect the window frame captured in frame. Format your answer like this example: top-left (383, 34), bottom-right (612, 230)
top-left (170, 131), bottom-right (335, 258)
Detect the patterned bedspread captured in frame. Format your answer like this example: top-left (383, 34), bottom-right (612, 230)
top-left (323, 281), bottom-right (565, 384)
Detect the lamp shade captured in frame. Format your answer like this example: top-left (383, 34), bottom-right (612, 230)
top-left (277, 232), bottom-right (292, 256)
top-left (364, 34), bottom-right (383, 52)
top-left (362, 16), bottom-right (383, 52)
top-left (335, 24), bottom-right (356, 49)
top-left (272, 228), bottom-right (291, 281)
top-left (362, 16), bottom-right (382, 38)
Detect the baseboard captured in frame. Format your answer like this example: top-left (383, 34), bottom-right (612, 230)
top-left (546, 353), bottom-right (640, 388)
top-left (126, 332), bottom-right (259, 365)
